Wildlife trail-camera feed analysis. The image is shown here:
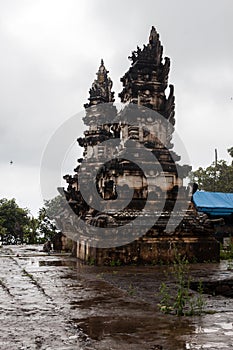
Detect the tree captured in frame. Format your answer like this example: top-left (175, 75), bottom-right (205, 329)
top-left (38, 207), bottom-right (58, 241)
top-left (24, 216), bottom-right (40, 244)
top-left (227, 147), bottom-right (233, 159)
top-left (190, 148), bottom-right (233, 192)
top-left (0, 196), bottom-right (66, 245)
top-left (37, 196), bottom-right (64, 242)
top-left (0, 198), bottom-right (31, 244)
top-left (43, 195), bottom-right (67, 218)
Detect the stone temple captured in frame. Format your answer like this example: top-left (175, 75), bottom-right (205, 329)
top-left (61, 27), bottom-right (220, 264)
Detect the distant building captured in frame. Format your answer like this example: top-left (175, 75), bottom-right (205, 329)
top-left (193, 191), bottom-right (233, 244)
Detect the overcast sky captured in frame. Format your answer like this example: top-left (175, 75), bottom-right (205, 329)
top-left (0, 0), bottom-right (232, 215)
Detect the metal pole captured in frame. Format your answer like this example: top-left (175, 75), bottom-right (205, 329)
top-left (214, 148), bottom-right (218, 191)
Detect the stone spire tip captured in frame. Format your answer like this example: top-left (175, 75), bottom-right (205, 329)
top-left (149, 26), bottom-right (159, 44)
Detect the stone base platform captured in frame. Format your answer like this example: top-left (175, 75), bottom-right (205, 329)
top-left (74, 236), bottom-right (220, 265)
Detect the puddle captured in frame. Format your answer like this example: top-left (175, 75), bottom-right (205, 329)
top-left (72, 314), bottom-right (195, 349)
top-left (190, 278), bottom-right (233, 297)
top-left (216, 322), bottom-right (233, 330)
top-left (186, 343), bottom-right (228, 349)
top-left (39, 260), bottom-right (64, 266)
top-left (75, 316), bottom-right (138, 340)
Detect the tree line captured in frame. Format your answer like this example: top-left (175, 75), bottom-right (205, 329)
top-left (190, 147), bottom-right (233, 192)
top-left (0, 198), bottom-right (58, 245)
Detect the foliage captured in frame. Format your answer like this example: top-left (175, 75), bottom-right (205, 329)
top-left (44, 195), bottom-right (66, 219)
top-left (24, 216), bottom-right (40, 244)
top-left (87, 257), bottom-right (96, 265)
top-left (190, 160), bottom-right (233, 192)
top-left (0, 198), bottom-right (31, 244)
top-left (227, 147), bottom-right (233, 158)
top-left (195, 280), bottom-right (205, 315)
top-left (158, 254), bottom-right (205, 316)
top-left (128, 283), bottom-right (136, 296)
top-left (0, 196), bottom-right (64, 245)
top-left (37, 207), bottom-right (58, 242)
top-left (109, 259), bottom-right (122, 267)
top-left (220, 239), bottom-right (233, 273)
top-left (158, 282), bottom-right (172, 313)
top-left (172, 255), bottom-right (191, 316)
top-left (220, 242), bottom-right (233, 260)
top-left (190, 148), bottom-right (233, 192)
top-left (36, 195), bottom-right (65, 243)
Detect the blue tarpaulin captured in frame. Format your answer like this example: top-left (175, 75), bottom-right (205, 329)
top-left (193, 191), bottom-right (233, 216)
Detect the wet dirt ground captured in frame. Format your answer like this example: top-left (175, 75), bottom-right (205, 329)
top-left (1, 245), bottom-right (233, 350)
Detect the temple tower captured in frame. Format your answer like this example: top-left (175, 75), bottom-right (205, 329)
top-left (62, 27), bottom-right (220, 264)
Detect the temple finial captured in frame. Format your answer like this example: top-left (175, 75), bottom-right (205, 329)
top-left (84, 60), bottom-right (115, 108)
top-left (149, 26), bottom-right (159, 45)
top-left (96, 59), bottom-right (108, 84)
top-left (119, 26), bottom-right (173, 122)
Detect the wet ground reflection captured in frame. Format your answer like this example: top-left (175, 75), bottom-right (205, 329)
top-left (1, 245), bottom-right (233, 349)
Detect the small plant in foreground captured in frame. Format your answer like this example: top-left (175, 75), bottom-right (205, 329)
top-left (158, 282), bottom-right (172, 314)
top-left (158, 253), bottom-right (206, 316)
top-left (109, 259), bottom-right (122, 267)
top-left (87, 257), bottom-right (96, 265)
top-left (220, 239), bottom-right (233, 261)
top-left (172, 254), bottom-right (190, 316)
top-left (128, 283), bottom-right (136, 296)
top-left (195, 280), bottom-right (205, 315)
top-left (227, 259), bottom-right (233, 270)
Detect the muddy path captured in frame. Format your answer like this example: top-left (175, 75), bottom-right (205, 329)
top-left (1, 245), bottom-right (233, 350)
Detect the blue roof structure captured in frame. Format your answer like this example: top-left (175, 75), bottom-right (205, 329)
top-left (193, 191), bottom-right (233, 216)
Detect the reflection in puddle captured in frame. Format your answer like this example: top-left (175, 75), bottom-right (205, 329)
top-left (75, 316), bottom-right (138, 340)
top-left (72, 314), bottom-right (196, 349)
top-left (201, 327), bottom-right (219, 333)
top-left (225, 331), bottom-right (233, 335)
top-left (39, 260), bottom-right (63, 266)
top-left (186, 342), bottom-right (228, 349)
top-left (26, 257), bottom-right (80, 268)
top-left (215, 322), bottom-right (233, 330)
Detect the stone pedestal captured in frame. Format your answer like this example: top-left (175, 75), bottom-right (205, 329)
top-left (75, 235), bottom-right (219, 265)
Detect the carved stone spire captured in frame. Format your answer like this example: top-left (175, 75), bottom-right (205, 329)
top-left (119, 26), bottom-right (175, 127)
top-left (84, 59), bottom-right (115, 109)
top-left (148, 26), bottom-right (158, 45)
top-left (128, 26), bottom-right (163, 66)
